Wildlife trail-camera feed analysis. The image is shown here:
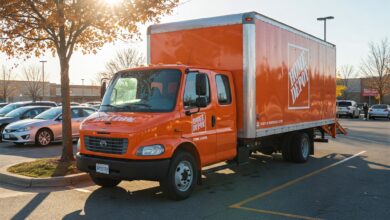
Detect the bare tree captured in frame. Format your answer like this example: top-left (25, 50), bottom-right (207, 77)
top-left (360, 38), bottom-right (390, 103)
top-left (23, 66), bottom-right (42, 102)
top-left (98, 48), bottom-right (145, 82)
top-left (0, 65), bottom-right (16, 102)
top-left (337, 64), bottom-right (356, 99)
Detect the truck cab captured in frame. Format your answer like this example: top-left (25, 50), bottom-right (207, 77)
top-left (77, 65), bottom-right (237, 200)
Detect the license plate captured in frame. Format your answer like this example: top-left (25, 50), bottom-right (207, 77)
top-left (96, 163), bottom-right (109, 174)
top-left (3, 134), bottom-right (9, 139)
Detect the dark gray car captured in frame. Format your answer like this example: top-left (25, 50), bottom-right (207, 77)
top-left (0, 101), bottom-right (57, 117)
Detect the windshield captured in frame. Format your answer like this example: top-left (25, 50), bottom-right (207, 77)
top-left (372, 105), bottom-right (387, 109)
top-left (337, 101), bottom-right (352, 107)
top-left (101, 69), bottom-right (182, 112)
top-left (4, 107), bottom-right (26, 118)
top-left (34, 107), bottom-right (61, 120)
top-left (0, 103), bottom-right (20, 115)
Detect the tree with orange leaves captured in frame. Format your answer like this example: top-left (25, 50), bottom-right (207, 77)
top-left (0, 0), bottom-right (179, 161)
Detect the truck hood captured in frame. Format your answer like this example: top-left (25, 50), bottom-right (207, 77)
top-left (81, 112), bottom-right (176, 134)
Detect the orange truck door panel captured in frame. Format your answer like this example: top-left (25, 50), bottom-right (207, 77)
top-left (180, 70), bottom-right (217, 165)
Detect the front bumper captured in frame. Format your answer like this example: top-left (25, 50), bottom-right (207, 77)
top-left (368, 113), bottom-right (390, 118)
top-left (2, 131), bottom-right (34, 143)
top-left (76, 153), bottom-right (170, 181)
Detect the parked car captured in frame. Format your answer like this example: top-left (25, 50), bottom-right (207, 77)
top-left (336, 100), bottom-right (360, 118)
top-left (368, 104), bottom-right (390, 120)
top-left (57, 102), bottom-right (80, 106)
top-left (2, 106), bottom-right (96, 146)
top-left (0, 101), bottom-right (57, 117)
top-left (0, 106), bottom-right (51, 135)
top-left (0, 103), bottom-right (8, 109)
top-left (81, 101), bottom-right (101, 107)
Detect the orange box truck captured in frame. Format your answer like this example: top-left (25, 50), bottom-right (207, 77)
top-left (77, 12), bottom-right (340, 200)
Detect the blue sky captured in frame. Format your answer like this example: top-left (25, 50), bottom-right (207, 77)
top-left (1, 0), bottom-right (389, 85)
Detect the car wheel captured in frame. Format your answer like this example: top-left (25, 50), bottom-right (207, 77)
top-left (0, 125), bottom-right (6, 141)
top-left (35, 129), bottom-right (53, 146)
top-left (291, 132), bottom-right (311, 163)
top-left (90, 174), bottom-right (121, 187)
top-left (160, 151), bottom-right (198, 200)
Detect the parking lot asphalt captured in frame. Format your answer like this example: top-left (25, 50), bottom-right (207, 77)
top-left (0, 118), bottom-right (389, 220)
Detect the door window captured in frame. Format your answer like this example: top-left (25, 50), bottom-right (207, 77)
top-left (183, 72), bottom-right (211, 108)
top-left (71, 109), bottom-right (84, 118)
top-left (215, 74), bottom-right (232, 105)
top-left (82, 108), bottom-right (95, 117)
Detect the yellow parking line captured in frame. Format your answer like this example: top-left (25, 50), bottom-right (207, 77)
top-left (236, 206), bottom-right (322, 220)
top-left (230, 151), bottom-right (366, 218)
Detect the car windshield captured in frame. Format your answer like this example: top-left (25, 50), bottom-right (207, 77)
top-left (4, 107), bottom-right (26, 118)
top-left (337, 101), bottom-right (352, 107)
top-left (372, 105), bottom-right (387, 109)
top-left (34, 107), bottom-right (61, 120)
top-left (101, 69), bottom-right (182, 112)
top-left (0, 103), bottom-right (20, 115)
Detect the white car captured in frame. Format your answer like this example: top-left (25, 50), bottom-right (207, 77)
top-left (336, 100), bottom-right (360, 118)
top-left (368, 104), bottom-right (390, 120)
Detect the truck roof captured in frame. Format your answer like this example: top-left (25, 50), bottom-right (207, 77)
top-left (148, 11), bottom-right (335, 48)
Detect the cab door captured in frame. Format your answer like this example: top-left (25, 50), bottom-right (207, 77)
top-left (180, 70), bottom-right (217, 166)
top-left (213, 72), bottom-right (237, 161)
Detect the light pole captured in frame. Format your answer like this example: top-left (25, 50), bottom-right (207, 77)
top-left (81, 78), bottom-right (85, 103)
top-left (40, 60), bottom-right (47, 100)
top-left (317, 16), bottom-right (334, 41)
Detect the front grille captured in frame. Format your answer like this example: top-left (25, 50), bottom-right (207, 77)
top-left (84, 136), bottom-right (128, 155)
top-left (2, 134), bottom-right (17, 140)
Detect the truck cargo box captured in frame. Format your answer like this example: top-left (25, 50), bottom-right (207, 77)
top-left (147, 12), bottom-right (336, 139)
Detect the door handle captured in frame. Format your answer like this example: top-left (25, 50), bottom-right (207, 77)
top-left (211, 115), bottom-right (216, 128)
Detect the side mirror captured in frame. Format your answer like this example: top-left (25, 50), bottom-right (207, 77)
top-left (196, 97), bottom-right (207, 108)
top-left (196, 73), bottom-right (207, 96)
top-left (56, 116), bottom-right (63, 121)
top-left (101, 81), bottom-right (107, 99)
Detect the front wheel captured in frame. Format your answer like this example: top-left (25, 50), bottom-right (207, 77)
top-left (35, 129), bottom-right (53, 146)
top-left (160, 151), bottom-right (198, 200)
top-left (90, 174), bottom-right (121, 187)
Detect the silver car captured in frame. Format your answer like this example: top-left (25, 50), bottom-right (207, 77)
top-left (2, 106), bottom-right (96, 146)
top-left (368, 104), bottom-right (390, 120)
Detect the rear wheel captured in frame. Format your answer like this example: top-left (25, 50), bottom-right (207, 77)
top-left (90, 174), bottom-right (121, 187)
top-left (160, 151), bottom-right (198, 200)
top-left (291, 132), bottom-right (311, 163)
top-left (35, 129), bottom-right (53, 146)
top-left (0, 125), bottom-right (6, 141)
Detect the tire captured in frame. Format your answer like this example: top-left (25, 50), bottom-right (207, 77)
top-left (349, 113), bottom-right (354, 119)
top-left (291, 132), bottom-right (311, 163)
top-left (160, 151), bottom-right (198, 200)
top-left (35, 129), bottom-right (53, 146)
top-left (90, 174), bottom-right (121, 187)
top-left (0, 125), bottom-right (6, 141)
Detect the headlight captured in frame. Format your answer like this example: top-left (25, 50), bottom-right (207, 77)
top-left (16, 127), bottom-right (32, 132)
top-left (136, 144), bottom-right (165, 156)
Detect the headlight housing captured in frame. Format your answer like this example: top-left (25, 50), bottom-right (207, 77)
top-left (16, 127), bottom-right (32, 132)
top-left (136, 144), bottom-right (165, 156)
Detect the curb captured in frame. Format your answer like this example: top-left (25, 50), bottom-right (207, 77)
top-left (0, 165), bottom-right (90, 188)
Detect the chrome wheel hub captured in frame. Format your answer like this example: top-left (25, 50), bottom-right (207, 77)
top-left (174, 161), bottom-right (193, 192)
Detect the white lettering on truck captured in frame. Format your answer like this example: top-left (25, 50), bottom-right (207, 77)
top-left (288, 43), bottom-right (310, 109)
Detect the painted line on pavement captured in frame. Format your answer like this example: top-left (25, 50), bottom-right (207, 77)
top-left (230, 151), bottom-right (366, 219)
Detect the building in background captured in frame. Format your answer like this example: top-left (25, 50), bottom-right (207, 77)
top-left (0, 80), bottom-right (101, 103)
top-left (337, 78), bottom-right (390, 105)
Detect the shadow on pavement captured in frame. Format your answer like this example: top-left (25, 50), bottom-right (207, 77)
top-left (61, 152), bottom-right (390, 220)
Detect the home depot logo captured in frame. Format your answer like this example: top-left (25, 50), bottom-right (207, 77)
top-left (288, 44), bottom-right (310, 109)
top-left (192, 112), bottom-right (206, 133)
